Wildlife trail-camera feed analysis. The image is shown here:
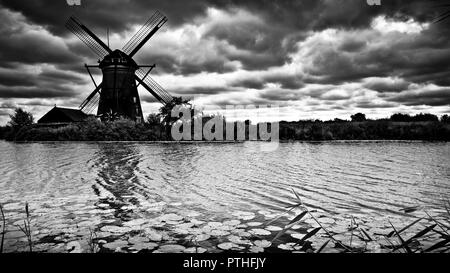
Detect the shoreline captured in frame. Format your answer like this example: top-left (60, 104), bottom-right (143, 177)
top-left (1, 139), bottom-right (449, 144)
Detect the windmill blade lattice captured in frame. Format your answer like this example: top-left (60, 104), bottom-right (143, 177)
top-left (136, 68), bottom-right (173, 104)
top-left (66, 17), bottom-right (112, 58)
top-left (83, 92), bottom-right (101, 114)
top-left (122, 11), bottom-right (168, 57)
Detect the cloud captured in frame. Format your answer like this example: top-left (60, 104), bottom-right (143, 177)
top-left (362, 77), bottom-right (411, 93)
top-left (386, 84), bottom-right (450, 107)
top-left (0, 0), bottom-right (449, 125)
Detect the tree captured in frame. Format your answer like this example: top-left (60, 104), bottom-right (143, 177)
top-left (390, 113), bottom-right (412, 122)
top-left (146, 113), bottom-right (161, 125)
top-left (158, 97), bottom-right (192, 138)
top-left (8, 108), bottom-right (34, 129)
top-left (412, 113), bottom-right (439, 122)
top-left (351, 113), bottom-right (366, 122)
top-left (441, 114), bottom-right (449, 123)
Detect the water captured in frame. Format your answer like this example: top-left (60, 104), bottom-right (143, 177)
top-left (0, 140), bottom-right (449, 253)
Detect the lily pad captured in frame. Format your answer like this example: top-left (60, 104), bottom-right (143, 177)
top-left (66, 241), bottom-right (83, 253)
top-left (207, 222), bottom-right (223, 228)
top-left (210, 230), bottom-right (230, 236)
top-left (291, 233), bottom-right (307, 240)
top-left (158, 244), bottom-right (186, 253)
top-left (266, 226), bottom-right (283, 232)
top-left (250, 229), bottom-right (271, 236)
top-left (145, 230), bottom-right (163, 242)
top-left (160, 213), bottom-right (183, 222)
top-left (217, 242), bottom-right (239, 250)
top-left (249, 246), bottom-right (264, 253)
top-left (223, 220), bottom-right (241, 226)
top-left (128, 236), bottom-right (150, 244)
top-left (184, 247), bottom-right (207, 253)
top-left (228, 235), bottom-right (252, 245)
top-left (123, 219), bottom-right (147, 227)
top-left (190, 219), bottom-right (205, 226)
top-left (100, 225), bottom-right (131, 234)
top-left (129, 242), bottom-right (158, 251)
top-left (278, 243), bottom-right (297, 251)
top-left (247, 222), bottom-right (263, 227)
top-left (254, 240), bottom-right (272, 248)
top-left (194, 234), bottom-right (211, 242)
top-left (102, 240), bottom-right (128, 251)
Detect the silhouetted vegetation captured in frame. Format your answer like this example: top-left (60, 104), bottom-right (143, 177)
top-left (277, 119), bottom-right (450, 141)
top-left (0, 109), bottom-right (449, 141)
top-left (2, 117), bottom-right (165, 141)
top-left (351, 113), bottom-right (367, 122)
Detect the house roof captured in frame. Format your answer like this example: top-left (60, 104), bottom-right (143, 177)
top-left (38, 106), bottom-right (88, 123)
top-left (55, 107), bottom-right (87, 121)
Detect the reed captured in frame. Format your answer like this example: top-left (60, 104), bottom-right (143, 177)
top-left (87, 227), bottom-right (99, 253)
top-left (272, 189), bottom-right (450, 253)
top-left (0, 203), bottom-right (5, 253)
top-left (16, 202), bottom-right (33, 252)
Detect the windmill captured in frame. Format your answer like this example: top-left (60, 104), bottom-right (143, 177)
top-left (66, 11), bottom-right (174, 122)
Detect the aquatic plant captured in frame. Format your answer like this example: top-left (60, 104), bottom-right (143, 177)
top-left (277, 189), bottom-right (450, 253)
top-left (16, 202), bottom-right (33, 252)
top-left (87, 227), bottom-right (100, 253)
top-left (0, 203), bottom-right (5, 253)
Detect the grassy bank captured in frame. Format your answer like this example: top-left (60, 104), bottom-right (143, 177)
top-left (1, 108), bottom-right (449, 141)
top-left (1, 119), bottom-right (449, 142)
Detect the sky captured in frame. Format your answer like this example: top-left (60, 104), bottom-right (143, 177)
top-left (0, 0), bottom-right (450, 124)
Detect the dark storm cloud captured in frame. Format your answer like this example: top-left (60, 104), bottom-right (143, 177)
top-left (138, 54), bottom-right (237, 76)
top-left (0, 0), bottom-right (209, 35)
top-left (0, 86), bottom-right (77, 98)
top-left (0, 0), bottom-right (449, 117)
top-left (171, 86), bottom-right (233, 95)
top-left (363, 78), bottom-right (411, 93)
top-left (258, 89), bottom-right (303, 102)
top-left (0, 7), bottom-right (79, 67)
top-left (301, 25), bottom-right (450, 88)
top-left (386, 88), bottom-right (450, 107)
top-left (356, 101), bottom-right (397, 109)
top-left (0, 65), bottom-right (87, 99)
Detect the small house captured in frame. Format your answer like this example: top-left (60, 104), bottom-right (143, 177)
top-left (38, 106), bottom-right (88, 124)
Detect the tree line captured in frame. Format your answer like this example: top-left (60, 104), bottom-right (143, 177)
top-left (0, 108), bottom-right (449, 141)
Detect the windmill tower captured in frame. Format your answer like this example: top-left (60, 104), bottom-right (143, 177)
top-left (66, 11), bottom-right (174, 122)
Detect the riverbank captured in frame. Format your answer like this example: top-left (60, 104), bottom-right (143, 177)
top-left (1, 119), bottom-right (449, 141)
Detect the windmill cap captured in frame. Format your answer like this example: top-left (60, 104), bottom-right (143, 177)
top-left (99, 49), bottom-right (138, 68)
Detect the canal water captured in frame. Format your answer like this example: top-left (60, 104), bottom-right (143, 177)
top-left (0, 141), bottom-right (449, 253)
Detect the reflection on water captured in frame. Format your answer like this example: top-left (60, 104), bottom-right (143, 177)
top-left (0, 141), bottom-right (449, 252)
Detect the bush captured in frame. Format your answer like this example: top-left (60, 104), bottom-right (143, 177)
top-left (351, 113), bottom-right (366, 122)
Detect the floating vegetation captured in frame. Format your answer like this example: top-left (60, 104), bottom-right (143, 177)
top-left (0, 192), bottom-right (449, 253)
top-left (157, 244), bottom-right (186, 253)
top-left (0, 203), bottom-right (5, 253)
top-left (247, 222), bottom-right (263, 227)
top-left (250, 229), bottom-right (272, 236)
top-left (217, 242), bottom-right (242, 251)
top-left (184, 247), bottom-right (207, 253)
top-left (66, 241), bottom-right (83, 253)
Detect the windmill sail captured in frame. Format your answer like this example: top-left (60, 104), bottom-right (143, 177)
top-left (67, 11), bottom-right (176, 121)
top-left (79, 83), bottom-right (102, 111)
top-left (136, 68), bottom-right (173, 104)
top-left (66, 17), bottom-right (112, 58)
top-left (122, 11), bottom-right (168, 57)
